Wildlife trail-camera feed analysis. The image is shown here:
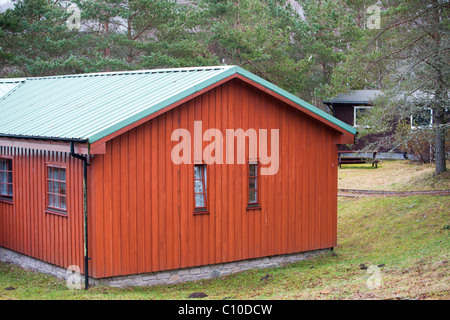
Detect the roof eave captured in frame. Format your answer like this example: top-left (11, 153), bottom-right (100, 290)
top-left (323, 100), bottom-right (372, 105)
top-left (0, 134), bottom-right (90, 154)
top-left (0, 133), bottom-right (88, 143)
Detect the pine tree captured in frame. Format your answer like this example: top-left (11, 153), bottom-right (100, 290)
top-left (0, 0), bottom-right (122, 76)
top-left (355, 0), bottom-right (448, 174)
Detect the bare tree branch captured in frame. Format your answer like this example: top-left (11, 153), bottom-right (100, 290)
top-left (351, 35), bottom-right (427, 90)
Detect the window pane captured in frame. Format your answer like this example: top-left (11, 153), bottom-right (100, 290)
top-left (61, 196), bottom-right (67, 210)
top-left (0, 160), bottom-right (12, 198)
top-left (47, 165), bottom-right (67, 211)
top-left (0, 160), bottom-right (7, 170)
top-left (194, 179), bottom-right (203, 193)
top-left (60, 183), bottom-right (66, 195)
top-left (249, 177), bottom-right (257, 190)
top-left (249, 190), bottom-right (257, 203)
top-left (203, 167), bottom-right (207, 193)
top-left (0, 183), bottom-right (6, 195)
top-left (355, 107), bottom-right (370, 126)
top-left (194, 165), bottom-right (202, 179)
top-left (194, 165), bottom-right (207, 209)
top-left (195, 194), bottom-right (205, 208)
top-left (249, 164), bottom-right (257, 176)
top-left (412, 109), bottom-right (432, 127)
top-left (60, 168), bottom-right (66, 182)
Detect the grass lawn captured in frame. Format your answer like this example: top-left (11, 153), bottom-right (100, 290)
top-left (0, 161), bottom-right (449, 300)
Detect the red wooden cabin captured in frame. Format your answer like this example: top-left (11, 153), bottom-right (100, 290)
top-left (0, 66), bottom-right (355, 285)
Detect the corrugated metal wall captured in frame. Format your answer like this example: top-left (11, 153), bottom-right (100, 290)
top-left (0, 147), bottom-right (84, 272)
top-left (89, 78), bottom-right (339, 278)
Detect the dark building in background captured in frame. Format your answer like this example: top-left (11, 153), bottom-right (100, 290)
top-left (323, 90), bottom-right (400, 154)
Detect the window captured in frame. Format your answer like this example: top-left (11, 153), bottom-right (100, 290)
top-left (0, 158), bottom-right (13, 202)
top-left (354, 106), bottom-right (371, 127)
top-left (411, 108), bottom-right (433, 129)
top-left (47, 165), bottom-right (67, 213)
top-left (194, 164), bottom-right (207, 213)
top-left (247, 161), bottom-right (260, 209)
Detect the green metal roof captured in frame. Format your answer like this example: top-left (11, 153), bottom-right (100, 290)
top-left (0, 78), bottom-right (25, 99)
top-left (0, 66), bottom-right (356, 144)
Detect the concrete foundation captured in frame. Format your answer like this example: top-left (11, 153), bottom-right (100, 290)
top-left (0, 246), bottom-right (331, 288)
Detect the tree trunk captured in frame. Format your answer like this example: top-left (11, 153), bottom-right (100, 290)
top-left (432, 1), bottom-right (447, 174)
top-left (104, 21), bottom-right (111, 72)
top-left (433, 85), bottom-right (447, 174)
top-left (127, 17), bottom-right (133, 64)
top-left (434, 123), bottom-right (446, 174)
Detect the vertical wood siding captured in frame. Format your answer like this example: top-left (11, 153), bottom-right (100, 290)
top-left (89, 78), bottom-right (340, 278)
top-left (0, 147), bottom-right (84, 272)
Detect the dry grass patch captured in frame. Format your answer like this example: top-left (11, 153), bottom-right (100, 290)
top-left (338, 160), bottom-right (450, 191)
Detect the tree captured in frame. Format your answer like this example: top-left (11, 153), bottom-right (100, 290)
top-left (325, 0), bottom-right (449, 174)
top-left (0, 0), bottom-right (122, 76)
top-left (73, 0), bottom-right (211, 68)
top-left (290, 0), bottom-right (365, 104)
top-left (195, 0), bottom-right (312, 96)
top-left (0, 0), bottom-right (217, 76)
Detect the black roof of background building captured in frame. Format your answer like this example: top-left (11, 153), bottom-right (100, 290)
top-left (323, 90), bottom-right (382, 105)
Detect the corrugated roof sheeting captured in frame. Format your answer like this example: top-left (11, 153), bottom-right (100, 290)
top-left (0, 66), bottom-right (356, 143)
top-left (0, 67), bottom-right (232, 141)
top-left (0, 79), bottom-right (24, 99)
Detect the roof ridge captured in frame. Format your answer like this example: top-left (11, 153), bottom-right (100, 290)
top-left (21, 65), bottom-right (235, 81)
top-left (0, 81), bottom-right (26, 102)
top-left (0, 78), bottom-right (26, 83)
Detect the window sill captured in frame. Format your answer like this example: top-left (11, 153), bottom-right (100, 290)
top-left (246, 204), bottom-right (261, 211)
top-left (45, 209), bottom-right (68, 217)
top-left (0, 197), bottom-right (13, 205)
top-left (194, 208), bottom-right (209, 215)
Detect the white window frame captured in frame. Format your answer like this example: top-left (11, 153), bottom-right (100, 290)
top-left (354, 106), bottom-right (372, 128)
top-left (248, 161), bottom-right (259, 207)
top-left (0, 157), bottom-right (13, 201)
top-left (194, 164), bottom-right (208, 213)
top-left (410, 108), bottom-right (433, 129)
top-left (46, 164), bottom-right (68, 214)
